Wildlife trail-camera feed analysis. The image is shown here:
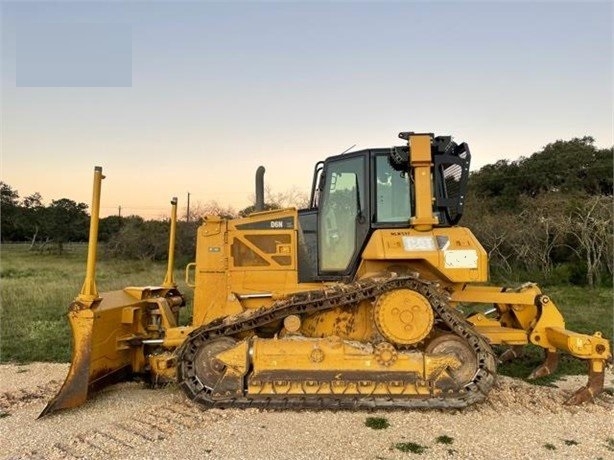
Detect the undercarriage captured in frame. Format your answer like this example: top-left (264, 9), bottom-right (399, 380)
top-left (177, 274), bottom-right (497, 409)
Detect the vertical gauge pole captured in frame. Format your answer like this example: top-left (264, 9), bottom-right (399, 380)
top-left (77, 166), bottom-right (104, 304)
top-left (163, 197), bottom-right (178, 288)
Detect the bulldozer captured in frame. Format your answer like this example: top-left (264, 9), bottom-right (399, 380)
top-left (41, 131), bottom-right (611, 416)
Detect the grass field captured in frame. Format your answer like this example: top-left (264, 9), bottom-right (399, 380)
top-left (1, 244), bottom-right (612, 383)
top-left (0, 244), bottom-right (193, 362)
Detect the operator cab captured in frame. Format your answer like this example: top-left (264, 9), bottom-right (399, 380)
top-left (297, 133), bottom-right (470, 282)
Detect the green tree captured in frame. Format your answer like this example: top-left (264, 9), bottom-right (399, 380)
top-left (42, 198), bottom-right (89, 253)
top-left (517, 137), bottom-right (612, 196)
top-left (466, 136), bottom-right (613, 285)
top-left (99, 215), bottom-right (123, 242)
top-left (21, 192), bottom-right (45, 248)
top-left (106, 217), bottom-right (169, 261)
top-left (469, 137), bottom-right (613, 211)
top-left (0, 182), bottom-right (20, 241)
top-left (469, 160), bottom-right (523, 210)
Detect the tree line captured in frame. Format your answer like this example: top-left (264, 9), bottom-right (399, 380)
top-left (1, 136), bottom-right (611, 286)
top-left (0, 188), bottom-right (89, 254)
top-left (0, 182), bottom-right (309, 265)
top-left (463, 136), bottom-right (612, 287)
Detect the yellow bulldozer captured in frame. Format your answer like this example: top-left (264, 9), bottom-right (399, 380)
top-left (41, 131), bottom-right (611, 416)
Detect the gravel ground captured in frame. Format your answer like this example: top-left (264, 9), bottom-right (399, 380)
top-left (1, 363), bottom-right (613, 460)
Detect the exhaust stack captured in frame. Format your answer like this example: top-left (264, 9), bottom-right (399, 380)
top-left (255, 166), bottom-right (265, 211)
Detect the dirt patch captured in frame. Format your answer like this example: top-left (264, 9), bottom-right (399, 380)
top-left (0, 363), bottom-right (68, 414)
top-left (0, 380), bottom-right (62, 412)
top-left (1, 364), bottom-right (613, 460)
top-left (476, 375), bottom-right (614, 414)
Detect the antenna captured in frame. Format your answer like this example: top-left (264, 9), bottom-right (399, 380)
top-left (340, 144), bottom-right (356, 155)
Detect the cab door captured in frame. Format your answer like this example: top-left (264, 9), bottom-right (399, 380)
top-left (317, 153), bottom-right (369, 279)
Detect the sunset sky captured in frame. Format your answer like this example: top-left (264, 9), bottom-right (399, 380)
top-left (1, 1), bottom-right (612, 218)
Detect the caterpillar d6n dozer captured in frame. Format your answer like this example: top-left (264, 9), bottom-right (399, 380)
top-left (41, 131), bottom-right (611, 417)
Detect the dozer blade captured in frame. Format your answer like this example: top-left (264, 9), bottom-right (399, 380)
top-left (41, 167), bottom-right (183, 417)
top-left (39, 291), bottom-right (148, 418)
top-left (39, 307), bottom-right (95, 417)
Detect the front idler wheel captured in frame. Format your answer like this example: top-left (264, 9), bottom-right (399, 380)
top-left (193, 337), bottom-right (237, 393)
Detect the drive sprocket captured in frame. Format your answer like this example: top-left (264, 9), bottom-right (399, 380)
top-left (373, 288), bottom-right (434, 346)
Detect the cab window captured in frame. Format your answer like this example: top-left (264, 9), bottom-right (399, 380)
top-left (375, 155), bottom-right (411, 222)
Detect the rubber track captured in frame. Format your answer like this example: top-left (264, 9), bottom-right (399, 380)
top-left (176, 274), bottom-right (497, 410)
